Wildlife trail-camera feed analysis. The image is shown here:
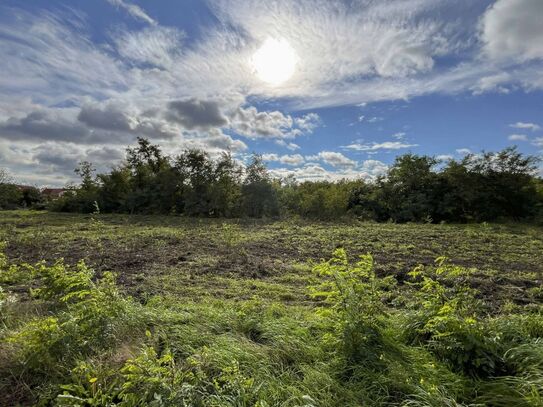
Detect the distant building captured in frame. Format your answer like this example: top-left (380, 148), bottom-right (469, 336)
top-left (41, 188), bottom-right (66, 200)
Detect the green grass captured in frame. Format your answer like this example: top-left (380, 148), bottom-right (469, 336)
top-left (1, 210), bottom-right (542, 406)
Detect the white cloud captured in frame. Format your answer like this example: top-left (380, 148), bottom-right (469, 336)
top-left (212, 0), bottom-right (453, 85)
top-left (262, 153), bottom-right (305, 166)
top-left (295, 113), bottom-right (320, 132)
top-left (480, 0), bottom-right (543, 62)
top-left (261, 153), bottom-right (278, 161)
top-left (436, 154), bottom-right (453, 161)
top-left (471, 72), bottom-right (511, 95)
top-left (276, 140), bottom-right (301, 151)
top-left (344, 141), bottom-right (418, 151)
top-left (359, 159), bottom-right (388, 178)
top-left (0, 9), bottom-right (127, 105)
top-left (106, 0), bottom-right (157, 25)
top-left (113, 26), bottom-right (184, 69)
top-left (532, 137), bottom-right (543, 148)
top-left (508, 134), bottom-right (528, 141)
top-left (510, 122), bottom-right (541, 131)
top-left (456, 148), bottom-right (472, 155)
top-left (2, 1), bottom-right (543, 115)
top-left (183, 128), bottom-right (248, 153)
top-left (230, 107), bottom-right (319, 140)
top-left (360, 116), bottom-right (384, 123)
top-left (270, 159), bottom-right (387, 182)
top-left (307, 151), bottom-right (356, 169)
top-left (0, 138), bottom-right (126, 186)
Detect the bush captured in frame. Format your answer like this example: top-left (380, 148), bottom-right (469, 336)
top-left (309, 249), bottom-right (396, 369)
top-left (402, 258), bottom-right (503, 377)
top-left (2, 255), bottom-right (141, 396)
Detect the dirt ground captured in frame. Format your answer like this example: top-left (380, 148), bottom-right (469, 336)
top-left (2, 211), bottom-right (542, 307)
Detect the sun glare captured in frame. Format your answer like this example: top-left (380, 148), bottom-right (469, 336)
top-left (251, 37), bottom-right (298, 86)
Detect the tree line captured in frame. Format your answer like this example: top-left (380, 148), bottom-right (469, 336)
top-left (2, 138), bottom-right (542, 222)
top-left (0, 169), bottom-right (43, 210)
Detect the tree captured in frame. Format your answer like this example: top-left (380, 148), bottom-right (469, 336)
top-left (75, 161), bottom-right (97, 191)
top-left (0, 184), bottom-right (22, 210)
top-left (348, 181), bottom-right (387, 221)
top-left (68, 161), bottom-right (100, 213)
top-left (175, 150), bottom-right (214, 216)
top-left (209, 152), bottom-right (243, 217)
top-left (382, 154), bottom-right (439, 222)
top-left (125, 138), bottom-right (172, 213)
top-left (47, 138), bottom-right (542, 223)
top-left (21, 187), bottom-right (42, 208)
top-left (0, 168), bottom-right (41, 210)
top-left (454, 147), bottom-right (540, 220)
top-left (0, 168), bottom-right (11, 185)
top-left (241, 154), bottom-right (279, 218)
top-left (97, 166), bottom-right (132, 213)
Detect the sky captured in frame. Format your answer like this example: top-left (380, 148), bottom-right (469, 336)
top-left (0, 0), bottom-right (542, 186)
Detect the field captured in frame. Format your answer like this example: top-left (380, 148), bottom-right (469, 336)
top-left (1, 211), bottom-right (543, 406)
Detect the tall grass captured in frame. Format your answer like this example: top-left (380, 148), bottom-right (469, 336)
top-left (1, 244), bottom-right (542, 406)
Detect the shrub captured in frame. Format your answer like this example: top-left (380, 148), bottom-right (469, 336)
top-left (404, 258), bottom-right (502, 377)
top-left (309, 249), bottom-right (397, 370)
top-left (4, 258), bottom-right (141, 392)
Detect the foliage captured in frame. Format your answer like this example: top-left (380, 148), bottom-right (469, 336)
top-left (0, 183), bottom-right (42, 210)
top-left (43, 138), bottom-right (542, 222)
top-left (241, 154), bottom-right (279, 218)
top-left (1, 250), bottom-right (140, 396)
top-left (403, 258), bottom-right (501, 377)
top-left (309, 249), bottom-right (394, 369)
top-left (349, 147), bottom-right (541, 223)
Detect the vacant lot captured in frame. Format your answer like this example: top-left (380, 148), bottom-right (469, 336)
top-left (2, 211), bottom-right (542, 305)
top-left (1, 211), bottom-right (542, 406)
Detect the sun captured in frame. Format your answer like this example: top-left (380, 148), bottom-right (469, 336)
top-left (251, 37), bottom-right (298, 86)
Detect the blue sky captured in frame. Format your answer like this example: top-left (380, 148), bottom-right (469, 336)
top-left (0, 0), bottom-right (542, 186)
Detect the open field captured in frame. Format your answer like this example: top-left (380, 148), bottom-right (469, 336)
top-left (2, 211), bottom-right (542, 306)
top-left (1, 211), bottom-right (543, 405)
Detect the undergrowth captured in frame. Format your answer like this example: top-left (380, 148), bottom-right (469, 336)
top-left (1, 243), bottom-right (542, 406)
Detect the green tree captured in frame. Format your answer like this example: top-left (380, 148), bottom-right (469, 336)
top-left (0, 184), bottom-right (23, 210)
top-left (125, 138), bottom-right (172, 213)
top-left (442, 147), bottom-right (540, 221)
top-left (241, 154), bottom-right (279, 218)
top-left (97, 166), bottom-right (132, 213)
top-left (175, 149), bottom-right (214, 216)
top-left (74, 161), bottom-right (97, 192)
top-left (209, 152), bottom-right (243, 217)
top-left (382, 154), bottom-right (439, 222)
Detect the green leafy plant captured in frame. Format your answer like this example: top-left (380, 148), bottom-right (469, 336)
top-left (404, 258), bottom-right (501, 377)
top-left (309, 248), bottom-right (396, 369)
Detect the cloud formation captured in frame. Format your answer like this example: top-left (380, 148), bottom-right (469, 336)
top-left (510, 122), bottom-right (541, 131)
top-left (508, 134), bottom-right (528, 141)
top-left (270, 158), bottom-right (387, 182)
top-left (262, 153), bottom-right (305, 166)
top-left (106, 0), bottom-right (157, 25)
top-left (166, 99), bottom-right (229, 130)
top-left (307, 151), bottom-right (357, 169)
top-left (481, 0), bottom-right (543, 62)
top-left (231, 107), bottom-right (319, 140)
top-left (1, 0), bottom-right (543, 185)
top-left (344, 141), bottom-right (418, 152)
